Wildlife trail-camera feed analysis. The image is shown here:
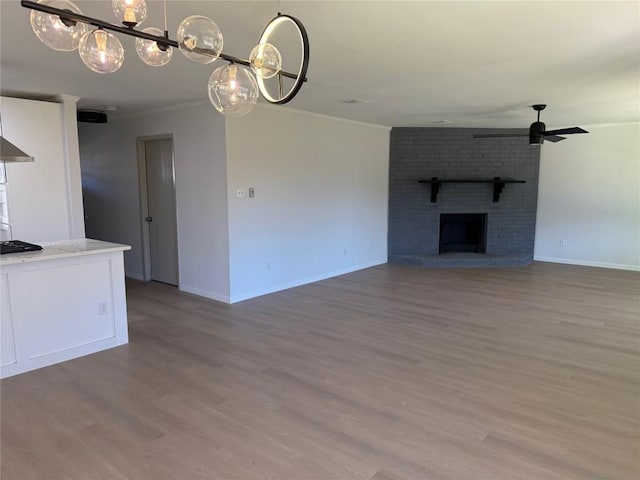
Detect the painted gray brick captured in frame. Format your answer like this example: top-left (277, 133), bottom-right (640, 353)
top-left (388, 127), bottom-right (539, 265)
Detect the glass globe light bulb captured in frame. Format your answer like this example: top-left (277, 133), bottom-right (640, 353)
top-left (249, 43), bottom-right (282, 79)
top-left (207, 64), bottom-right (259, 117)
top-left (78, 29), bottom-right (125, 74)
top-left (112, 0), bottom-right (147, 27)
top-left (29, 0), bottom-right (88, 51)
top-left (177, 15), bottom-right (223, 64)
top-left (135, 27), bottom-right (173, 67)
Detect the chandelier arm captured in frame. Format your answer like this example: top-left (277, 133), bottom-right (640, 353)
top-left (256, 14), bottom-right (310, 104)
top-left (20, 0), bottom-right (306, 82)
top-left (22, 1), bottom-right (177, 46)
top-left (215, 52), bottom-right (300, 82)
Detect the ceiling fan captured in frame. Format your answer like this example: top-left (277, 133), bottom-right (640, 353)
top-left (473, 104), bottom-right (588, 145)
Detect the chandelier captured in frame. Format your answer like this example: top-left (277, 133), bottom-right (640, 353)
top-left (21, 0), bottom-right (310, 117)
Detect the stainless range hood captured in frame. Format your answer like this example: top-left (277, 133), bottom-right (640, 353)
top-left (0, 136), bottom-right (34, 162)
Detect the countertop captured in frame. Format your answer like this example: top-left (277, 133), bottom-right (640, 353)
top-left (0, 238), bottom-right (131, 266)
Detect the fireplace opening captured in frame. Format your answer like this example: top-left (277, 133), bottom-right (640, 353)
top-left (439, 213), bottom-right (487, 254)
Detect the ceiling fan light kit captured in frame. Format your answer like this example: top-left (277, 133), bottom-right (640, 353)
top-left (473, 104), bottom-right (588, 145)
top-left (21, 0), bottom-right (310, 117)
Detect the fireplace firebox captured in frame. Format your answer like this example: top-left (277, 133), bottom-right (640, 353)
top-left (439, 213), bottom-right (487, 254)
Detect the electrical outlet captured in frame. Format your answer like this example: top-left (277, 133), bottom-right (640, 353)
top-left (559, 239), bottom-right (566, 247)
top-left (266, 262), bottom-right (272, 271)
top-left (98, 302), bottom-right (108, 316)
top-left (236, 188), bottom-right (245, 198)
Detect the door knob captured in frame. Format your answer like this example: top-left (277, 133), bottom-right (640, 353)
top-left (145, 216), bottom-right (153, 222)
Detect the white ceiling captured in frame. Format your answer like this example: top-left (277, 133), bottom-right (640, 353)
top-left (1, 0), bottom-right (639, 128)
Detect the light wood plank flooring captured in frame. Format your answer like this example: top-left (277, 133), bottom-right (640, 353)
top-left (2, 262), bottom-right (639, 479)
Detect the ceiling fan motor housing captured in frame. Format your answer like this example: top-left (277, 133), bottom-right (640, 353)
top-left (472, 104), bottom-right (587, 144)
top-left (529, 121), bottom-right (545, 144)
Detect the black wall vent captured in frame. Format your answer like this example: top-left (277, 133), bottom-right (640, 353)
top-left (77, 110), bottom-right (107, 123)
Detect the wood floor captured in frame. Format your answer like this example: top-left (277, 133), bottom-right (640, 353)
top-left (1, 262), bottom-right (639, 479)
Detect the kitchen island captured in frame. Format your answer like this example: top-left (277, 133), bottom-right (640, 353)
top-left (1, 239), bottom-right (130, 378)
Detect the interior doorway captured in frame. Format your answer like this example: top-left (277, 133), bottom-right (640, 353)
top-left (137, 136), bottom-right (179, 286)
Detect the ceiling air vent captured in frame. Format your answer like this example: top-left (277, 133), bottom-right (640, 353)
top-left (339, 99), bottom-right (370, 104)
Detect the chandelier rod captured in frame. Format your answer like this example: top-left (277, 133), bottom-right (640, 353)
top-left (20, 0), bottom-right (306, 82)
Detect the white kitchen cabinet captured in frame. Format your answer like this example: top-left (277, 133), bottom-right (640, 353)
top-left (1, 273), bottom-right (17, 367)
top-left (0, 167), bottom-right (12, 240)
top-left (0, 184), bottom-right (10, 223)
top-left (0, 224), bottom-right (11, 241)
top-left (0, 97), bottom-right (73, 242)
top-left (0, 239), bottom-right (130, 378)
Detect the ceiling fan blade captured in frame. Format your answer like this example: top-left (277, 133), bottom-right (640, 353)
top-left (543, 127), bottom-right (588, 136)
top-left (473, 133), bottom-right (528, 138)
top-left (543, 135), bottom-right (566, 143)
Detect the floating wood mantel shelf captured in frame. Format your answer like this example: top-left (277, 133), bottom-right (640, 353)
top-left (418, 177), bottom-right (526, 203)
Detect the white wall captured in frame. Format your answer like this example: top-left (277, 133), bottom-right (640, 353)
top-left (1, 96), bottom-right (80, 242)
top-left (55, 95), bottom-right (86, 239)
top-left (79, 103), bottom-right (230, 301)
top-left (535, 123), bottom-right (640, 270)
top-left (226, 105), bottom-right (390, 302)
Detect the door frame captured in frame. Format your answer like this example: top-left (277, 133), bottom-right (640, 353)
top-left (136, 134), bottom-right (179, 284)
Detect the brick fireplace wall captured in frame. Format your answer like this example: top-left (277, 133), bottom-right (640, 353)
top-left (388, 127), bottom-right (540, 266)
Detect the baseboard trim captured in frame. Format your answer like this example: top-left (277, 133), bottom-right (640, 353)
top-left (179, 285), bottom-right (231, 304)
top-left (534, 256), bottom-right (640, 272)
top-left (229, 259), bottom-right (388, 304)
top-left (125, 272), bottom-right (145, 281)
